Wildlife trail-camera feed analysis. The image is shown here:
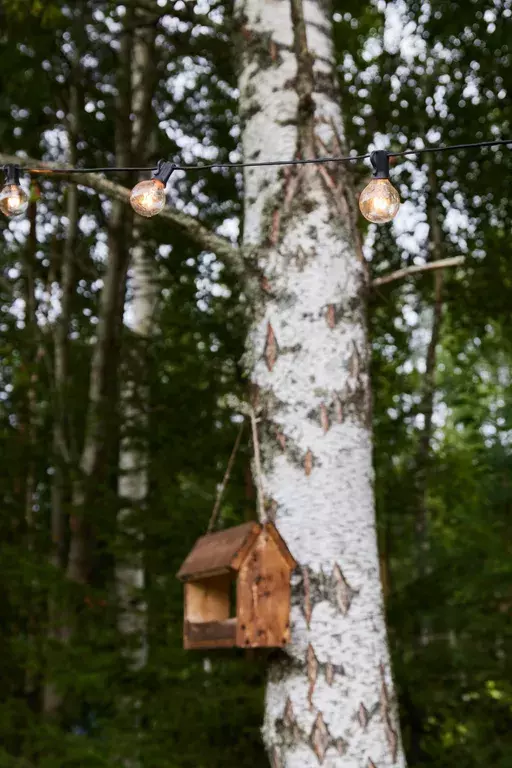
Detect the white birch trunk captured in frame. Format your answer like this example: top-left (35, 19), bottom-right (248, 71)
top-left (116, 9), bottom-right (157, 684)
top-left (116, 234), bottom-right (156, 672)
top-left (234, 1), bottom-right (406, 766)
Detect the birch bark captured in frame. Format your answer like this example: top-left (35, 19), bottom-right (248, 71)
top-left (234, 1), bottom-right (405, 765)
top-left (116, 8), bottom-right (158, 683)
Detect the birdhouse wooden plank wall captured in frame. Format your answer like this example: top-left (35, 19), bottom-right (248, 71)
top-left (177, 521), bottom-right (297, 650)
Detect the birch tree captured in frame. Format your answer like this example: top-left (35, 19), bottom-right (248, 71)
top-left (116, 1), bottom-right (159, 701)
top-left (233, 1), bottom-right (404, 765)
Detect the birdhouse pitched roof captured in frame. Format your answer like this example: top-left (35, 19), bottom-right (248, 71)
top-left (177, 521), bottom-right (297, 581)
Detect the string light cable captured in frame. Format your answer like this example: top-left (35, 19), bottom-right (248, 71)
top-left (1, 138), bottom-right (510, 223)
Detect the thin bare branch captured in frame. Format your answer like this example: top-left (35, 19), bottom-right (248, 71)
top-left (372, 256), bottom-right (465, 288)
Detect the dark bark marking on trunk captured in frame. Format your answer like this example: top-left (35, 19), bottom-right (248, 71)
top-left (275, 696), bottom-right (305, 751)
top-left (320, 403), bottom-right (330, 433)
top-left (334, 394), bottom-right (344, 424)
top-left (250, 382), bottom-right (261, 412)
top-left (358, 702), bottom-right (369, 729)
top-left (276, 429), bottom-right (287, 450)
top-left (294, 568), bottom-right (360, 634)
top-left (261, 276), bottom-right (272, 294)
top-left (332, 563), bottom-right (356, 614)
top-left (284, 696), bottom-right (296, 729)
top-left (310, 711), bottom-right (330, 764)
top-left (270, 208), bottom-right (281, 245)
top-left (265, 322), bottom-right (279, 371)
top-left (270, 745), bottom-right (283, 768)
top-left (307, 643), bottom-right (319, 709)
top-left (335, 738), bottom-right (348, 755)
top-left (293, 245), bottom-right (309, 271)
top-left (265, 167), bottom-right (303, 252)
top-left (380, 663), bottom-right (399, 762)
top-left (379, 663), bottom-right (389, 709)
top-left (303, 566), bottom-right (312, 627)
top-left (240, 24), bottom-right (252, 42)
top-left (348, 340), bottom-right (362, 379)
top-left (283, 166), bottom-right (303, 214)
top-left (237, 22), bottom-right (283, 74)
top-left (385, 713), bottom-right (399, 763)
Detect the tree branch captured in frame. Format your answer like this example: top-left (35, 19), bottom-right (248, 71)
top-left (372, 256), bottom-right (465, 288)
top-left (0, 152), bottom-right (243, 275)
top-left (290, 0), bottom-right (316, 158)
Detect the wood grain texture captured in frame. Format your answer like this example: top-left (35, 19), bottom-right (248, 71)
top-left (236, 532), bottom-right (291, 648)
top-left (264, 522), bottom-right (297, 570)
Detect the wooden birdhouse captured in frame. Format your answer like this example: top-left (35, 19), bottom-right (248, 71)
top-left (177, 521), bottom-right (297, 650)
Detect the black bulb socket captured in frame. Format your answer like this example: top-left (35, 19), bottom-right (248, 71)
top-left (152, 160), bottom-right (176, 186)
top-left (3, 164), bottom-right (22, 186)
top-left (370, 150), bottom-right (390, 179)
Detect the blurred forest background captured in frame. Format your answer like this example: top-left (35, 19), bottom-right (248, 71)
top-left (0, 0), bottom-right (511, 766)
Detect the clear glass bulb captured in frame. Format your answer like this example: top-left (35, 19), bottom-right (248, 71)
top-left (359, 178), bottom-right (400, 224)
top-left (130, 178), bottom-right (166, 217)
top-left (0, 184), bottom-right (29, 217)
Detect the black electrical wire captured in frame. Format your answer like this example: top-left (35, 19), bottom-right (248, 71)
top-left (174, 152), bottom-right (371, 171)
top-left (13, 137), bottom-right (512, 176)
top-left (388, 138), bottom-right (512, 159)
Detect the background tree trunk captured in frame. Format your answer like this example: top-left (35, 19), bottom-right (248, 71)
top-left (22, 192), bottom-right (40, 707)
top-left (234, 0), bottom-right (405, 765)
top-left (115, 7), bottom-right (158, 729)
top-left (65, 14), bottom-right (133, 587)
top-left (414, 167), bottom-right (444, 587)
top-left (43, 78), bottom-right (80, 717)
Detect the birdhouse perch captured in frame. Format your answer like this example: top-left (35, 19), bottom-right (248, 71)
top-left (177, 521), bottom-right (297, 650)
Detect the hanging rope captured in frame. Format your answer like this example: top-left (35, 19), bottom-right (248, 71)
top-left (206, 404), bottom-right (267, 533)
top-left (207, 420), bottom-right (245, 533)
top-left (250, 406), bottom-right (267, 524)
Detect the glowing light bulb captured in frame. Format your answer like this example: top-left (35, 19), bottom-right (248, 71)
top-left (359, 178), bottom-right (400, 224)
top-left (130, 161), bottom-right (176, 218)
top-left (130, 178), bottom-right (166, 217)
top-left (358, 150), bottom-right (400, 224)
top-left (0, 166), bottom-right (29, 218)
